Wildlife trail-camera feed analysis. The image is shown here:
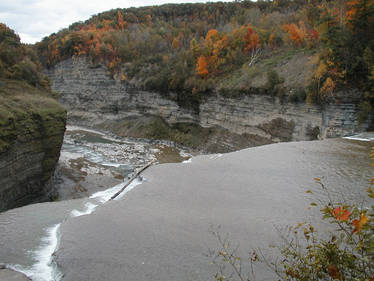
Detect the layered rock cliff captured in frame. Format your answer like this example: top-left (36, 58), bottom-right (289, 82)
top-left (0, 79), bottom-right (66, 212)
top-left (46, 56), bottom-right (370, 152)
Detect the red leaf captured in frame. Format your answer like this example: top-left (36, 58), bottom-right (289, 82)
top-left (332, 207), bottom-right (350, 221)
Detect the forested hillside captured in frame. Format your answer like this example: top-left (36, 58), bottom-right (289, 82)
top-left (36, 0), bottom-right (373, 116)
top-left (0, 23), bottom-right (50, 89)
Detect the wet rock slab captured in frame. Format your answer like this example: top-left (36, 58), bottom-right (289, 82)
top-left (56, 139), bottom-right (372, 281)
top-left (0, 267), bottom-right (31, 281)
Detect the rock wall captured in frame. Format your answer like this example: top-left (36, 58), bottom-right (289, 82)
top-left (0, 82), bottom-right (66, 212)
top-left (47, 57), bottom-right (370, 151)
top-left (47, 58), bottom-right (197, 125)
top-left (199, 92), bottom-right (367, 141)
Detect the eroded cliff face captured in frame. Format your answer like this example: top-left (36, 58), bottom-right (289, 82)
top-left (0, 80), bottom-right (66, 212)
top-left (46, 57), bottom-right (370, 152)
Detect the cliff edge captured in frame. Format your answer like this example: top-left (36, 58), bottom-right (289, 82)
top-left (0, 23), bottom-right (66, 211)
top-left (47, 55), bottom-right (369, 153)
top-left (0, 79), bottom-right (66, 211)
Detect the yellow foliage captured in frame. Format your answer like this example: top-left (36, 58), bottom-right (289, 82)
top-left (306, 92), bottom-right (313, 106)
top-left (108, 61), bottom-right (115, 69)
top-left (189, 38), bottom-right (199, 56)
top-left (315, 61), bottom-right (327, 79)
top-left (352, 213), bottom-right (369, 233)
top-left (269, 33), bottom-right (275, 49)
top-left (320, 77), bottom-right (335, 96)
top-left (172, 38), bottom-right (180, 49)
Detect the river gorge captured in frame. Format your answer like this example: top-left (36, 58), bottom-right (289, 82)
top-left (1, 1), bottom-right (374, 279)
top-left (1, 55), bottom-right (373, 281)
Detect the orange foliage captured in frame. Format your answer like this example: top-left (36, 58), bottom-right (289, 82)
top-left (346, 0), bottom-right (374, 23)
top-left (50, 19), bottom-right (125, 71)
top-left (196, 56), bottom-right (209, 76)
top-left (145, 14), bottom-right (152, 23)
top-left (327, 264), bottom-right (342, 280)
top-left (332, 207), bottom-right (351, 221)
top-left (206, 29), bottom-right (218, 40)
top-left (196, 29), bottom-right (229, 76)
top-left (346, 0), bottom-right (359, 21)
top-left (94, 42), bottom-right (101, 57)
top-left (117, 11), bottom-right (127, 30)
top-left (244, 24), bottom-right (259, 54)
top-left (352, 213), bottom-right (368, 233)
top-left (283, 21), bottom-right (307, 46)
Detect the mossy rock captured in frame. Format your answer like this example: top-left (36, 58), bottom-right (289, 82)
top-left (0, 78), bottom-right (67, 211)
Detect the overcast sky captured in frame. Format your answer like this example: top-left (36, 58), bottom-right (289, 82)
top-left (0, 0), bottom-right (231, 44)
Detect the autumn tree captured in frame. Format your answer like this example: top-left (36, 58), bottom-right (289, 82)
top-left (117, 11), bottom-right (127, 30)
top-left (194, 29), bottom-right (228, 77)
top-left (243, 24), bottom-right (259, 54)
top-left (283, 21), bottom-right (307, 46)
top-left (243, 24), bottom-right (260, 67)
top-left (196, 55), bottom-right (208, 76)
top-left (34, 0), bottom-right (371, 105)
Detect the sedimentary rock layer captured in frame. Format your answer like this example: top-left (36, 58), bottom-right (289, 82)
top-left (0, 80), bottom-right (66, 211)
top-left (47, 57), bottom-right (370, 152)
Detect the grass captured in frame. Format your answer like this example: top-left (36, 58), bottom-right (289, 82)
top-left (216, 48), bottom-right (316, 98)
top-left (217, 65), bottom-right (260, 94)
top-left (0, 79), bottom-right (64, 123)
top-left (0, 78), bottom-right (66, 153)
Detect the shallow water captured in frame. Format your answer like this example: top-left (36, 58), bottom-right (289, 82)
top-left (0, 126), bottom-right (187, 280)
top-left (0, 178), bottom-right (145, 280)
top-left (56, 138), bottom-right (373, 281)
top-left (0, 132), bottom-right (372, 281)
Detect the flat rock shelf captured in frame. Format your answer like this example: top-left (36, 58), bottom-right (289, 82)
top-left (55, 138), bottom-right (372, 281)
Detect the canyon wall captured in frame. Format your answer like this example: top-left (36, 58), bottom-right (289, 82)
top-left (0, 81), bottom-right (66, 211)
top-left (46, 57), bottom-right (370, 152)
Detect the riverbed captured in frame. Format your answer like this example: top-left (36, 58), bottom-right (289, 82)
top-left (0, 131), bottom-right (372, 281)
top-left (52, 125), bottom-right (190, 200)
top-left (0, 125), bottom-right (191, 280)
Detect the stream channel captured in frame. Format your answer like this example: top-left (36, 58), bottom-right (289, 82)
top-left (0, 125), bottom-right (191, 281)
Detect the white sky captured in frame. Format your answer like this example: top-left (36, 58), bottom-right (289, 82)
top-left (0, 0), bottom-right (231, 44)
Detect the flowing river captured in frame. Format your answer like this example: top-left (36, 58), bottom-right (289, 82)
top-left (0, 129), bottom-right (373, 281)
top-left (0, 126), bottom-right (190, 281)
